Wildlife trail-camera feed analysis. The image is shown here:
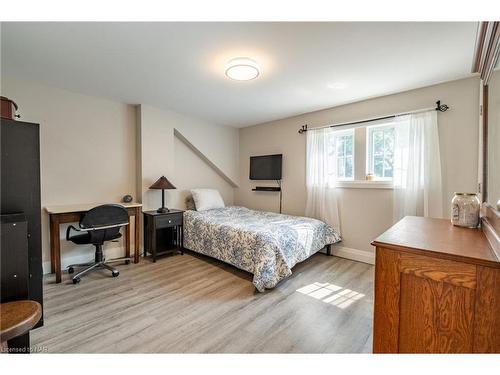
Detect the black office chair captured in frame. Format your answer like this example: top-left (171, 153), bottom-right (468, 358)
top-left (66, 204), bottom-right (130, 284)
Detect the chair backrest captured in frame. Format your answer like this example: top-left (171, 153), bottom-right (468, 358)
top-left (80, 204), bottom-right (128, 244)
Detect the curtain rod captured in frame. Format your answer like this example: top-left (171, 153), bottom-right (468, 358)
top-left (298, 100), bottom-right (450, 134)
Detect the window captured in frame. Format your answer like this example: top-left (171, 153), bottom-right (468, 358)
top-left (328, 130), bottom-right (354, 180)
top-left (320, 122), bottom-right (396, 186)
top-left (367, 124), bottom-right (395, 180)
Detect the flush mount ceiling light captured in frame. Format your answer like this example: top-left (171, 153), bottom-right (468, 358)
top-left (225, 58), bottom-right (260, 81)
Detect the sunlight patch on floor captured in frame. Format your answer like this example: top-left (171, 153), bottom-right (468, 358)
top-left (296, 282), bottom-right (365, 309)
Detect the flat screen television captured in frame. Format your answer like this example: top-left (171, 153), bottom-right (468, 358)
top-left (250, 154), bottom-right (282, 180)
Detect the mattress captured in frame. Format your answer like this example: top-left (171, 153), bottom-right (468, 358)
top-left (183, 206), bottom-right (341, 292)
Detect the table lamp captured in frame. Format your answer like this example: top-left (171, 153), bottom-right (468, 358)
top-left (149, 176), bottom-right (176, 213)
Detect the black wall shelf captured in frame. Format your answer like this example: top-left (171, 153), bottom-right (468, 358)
top-left (252, 186), bottom-right (281, 192)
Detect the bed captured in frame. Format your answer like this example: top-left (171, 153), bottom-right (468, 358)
top-left (183, 206), bottom-right (341, 292)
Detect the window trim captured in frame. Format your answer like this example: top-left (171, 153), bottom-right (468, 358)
top-left (336, 180), bottom-right (394, 189)
top-left (366, 122), bottom-right (395, 181)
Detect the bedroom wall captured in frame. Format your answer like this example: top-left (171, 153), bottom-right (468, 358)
top-left (137, 104), bottom-right (239, 212)
top-left (1, 76), bottom-right (239, 273)
top-left (235, 76), bottom-right (480, 259)
top-left (1, 76), bottom-right (137, 272)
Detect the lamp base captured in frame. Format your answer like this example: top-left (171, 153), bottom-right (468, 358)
top-left (157, 207), bottom-right (170, 213)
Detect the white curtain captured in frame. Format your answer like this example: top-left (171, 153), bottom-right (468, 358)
top-left (393, 110), bottom-right (443, 222)
top-left (305, 127), bottom-right (341, 232)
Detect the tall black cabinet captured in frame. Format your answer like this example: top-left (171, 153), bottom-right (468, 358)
top-left (0, 118), bottom-right (43, 350)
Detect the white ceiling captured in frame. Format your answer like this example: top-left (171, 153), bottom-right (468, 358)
top-left (1, 22), bottom-right (477, 127)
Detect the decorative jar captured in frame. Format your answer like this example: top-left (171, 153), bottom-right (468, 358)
top-left (451, 192), bottom-right (480, 228)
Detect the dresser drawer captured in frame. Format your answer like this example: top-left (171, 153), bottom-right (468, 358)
top-left (155, 214), bottom-right (183, 228)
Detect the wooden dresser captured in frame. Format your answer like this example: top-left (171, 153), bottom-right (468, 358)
top-left (372, 215), bottom-right (500, 353)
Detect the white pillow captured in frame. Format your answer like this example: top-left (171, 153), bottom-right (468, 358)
top-left (190, 189), bottom-right (225, 211)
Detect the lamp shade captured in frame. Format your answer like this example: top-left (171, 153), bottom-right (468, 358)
top-left (149, 176), bottom-right (176, 190)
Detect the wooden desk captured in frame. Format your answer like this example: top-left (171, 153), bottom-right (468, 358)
top-left (45, 203), bottom-right (142, 283)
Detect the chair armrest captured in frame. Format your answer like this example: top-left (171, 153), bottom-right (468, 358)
top-left (66, 222), bottom-right (129, 240)
top-left (83, 222), bottom-right (129, 231)
top-left (66, 225), bottom-right (80, 241)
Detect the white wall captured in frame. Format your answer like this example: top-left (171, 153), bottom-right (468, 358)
top-left (1, 76), bottom-right (137, 271)
top-left (1, 76), bottom-right (239, 273)
top-left (137, 104), bottom-right (239, 211)
top-left (235, 77), bottom-right (480, 255)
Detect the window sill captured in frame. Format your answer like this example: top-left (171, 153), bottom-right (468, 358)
top-left (336, 180), bottom-right (393, 189)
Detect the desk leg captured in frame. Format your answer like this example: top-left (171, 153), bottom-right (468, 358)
top-left (49, 214), bottom-right (62, 283)
top-left (125, 215), bottom-right (131, 260)
top-left (134, 207), bottom-right (140, 263)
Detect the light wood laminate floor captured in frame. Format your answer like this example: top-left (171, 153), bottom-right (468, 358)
top-left (32, 252), bottom-right (374, 353)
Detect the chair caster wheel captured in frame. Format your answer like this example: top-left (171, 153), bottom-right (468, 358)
top-left (68, 267), bottom-right (74, 274)
top-left (72, 277), bottom-right (81, 284)
top-left (125, 260), bottom-right (130, 265)
top-left (112, 271), bottom-right (119, 277)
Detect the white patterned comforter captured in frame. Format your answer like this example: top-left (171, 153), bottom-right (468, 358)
top-left (183, 206), bottom-right (341, 292)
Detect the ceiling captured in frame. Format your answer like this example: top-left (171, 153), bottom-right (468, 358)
top-left (1, 22), bottom-right (477, 127)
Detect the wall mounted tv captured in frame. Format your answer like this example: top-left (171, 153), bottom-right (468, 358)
top-left (249, 154), bottom-right (282, 180)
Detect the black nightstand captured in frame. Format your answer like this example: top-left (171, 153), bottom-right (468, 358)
top-left (143, 209), bottom-right (184, 262)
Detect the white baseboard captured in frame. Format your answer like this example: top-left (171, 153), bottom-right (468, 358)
top-left (329, 245), bottom-right (375, 265)
top-left (43, 245), bottom-right (374, 274)
top-left (42, 246), bottom-right (132, 274)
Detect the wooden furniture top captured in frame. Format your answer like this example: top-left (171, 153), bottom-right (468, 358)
top-left (372, 216), bottom-right (500, 268)
top-left (45, 202), bottom-right (142, 214)
top-left (143, 209), bottom-right (184, 216)
top-left (0, 301), bottom-right (42, 343)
